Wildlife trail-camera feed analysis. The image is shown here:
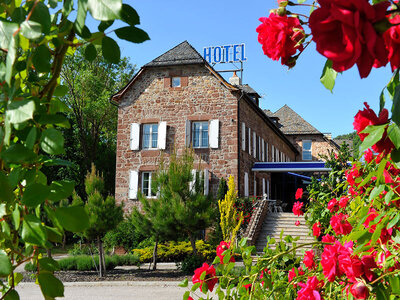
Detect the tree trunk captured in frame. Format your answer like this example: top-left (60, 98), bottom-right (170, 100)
top-left (97, 236), bottom-right (103, 277)
top-left (152, 240), bottom-right (158, 271)
top-left (189, 235), bottom-right (197, 256)
top-left (101, 241), bottom-right (106, 276)
top-left (46, 248), bottom-right (52, 259)
top-left (62, 234), bottom-right (66, 250)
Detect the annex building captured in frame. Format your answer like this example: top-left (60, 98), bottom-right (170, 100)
top-left (111, 41), bottom-right (338, 212)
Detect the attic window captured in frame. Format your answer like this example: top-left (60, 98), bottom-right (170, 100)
top-left (171, 77), bottom-right (181, 87)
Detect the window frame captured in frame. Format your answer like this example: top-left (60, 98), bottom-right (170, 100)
top-left (191, 121), bottom-right (209, 148)
top-left (141, 171), bottom-right (156, 198)
top-left (171, 76), bottom-right (181, 87)
top-left (302, 140), bottom-right (312, 160)
top-left (142, 123), bottom-right (158, 150)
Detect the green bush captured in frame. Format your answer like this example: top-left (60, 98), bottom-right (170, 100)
top-left (132, 240), bottom-right (215, 263)
top-left (103, 217), bottom-right (145, 251)
top-left (178, 255), bottom-right (204, 274)
top-left (25, 254), bottom-right (140, 272)
top-left (68, 243), bottom-right (98, 256)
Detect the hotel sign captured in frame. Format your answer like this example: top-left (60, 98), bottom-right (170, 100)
top-left (203, 44), bottom-right (247, 64)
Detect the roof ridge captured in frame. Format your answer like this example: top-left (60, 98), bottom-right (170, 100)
top-left (274, 104), bottom-right (321, 135)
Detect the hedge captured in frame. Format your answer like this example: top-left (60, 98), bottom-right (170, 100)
top-left (132, 240), bottom-right (215, 263)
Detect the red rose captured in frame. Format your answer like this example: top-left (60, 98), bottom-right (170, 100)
top-left (309, 0), bottom-right (390, 78)
top-left (364, 149), bottom-right (374, 163)
top-left (296, 276), bottom-right (323, 300)
top-left (330, 213), bottom-right (353, 235)
top-left (350, 282), bottom-right (370, 300)
top-left (295, 188), bottom-right (303, 200)
top-left (216, 241), bottom-right (235, 264)
top-left (303, 250), bottom-right (316, 270)
top-left (321, 242), bottom-right (344, 282)
top-left (322, 234), bottom-right (336, 244)
top-left (192, 263), bottom-right (218, 292)
top-left (295, 220), bottom-right (301, 226)
top-left (338, 197), bottom-right (349, 208)
top-left (353, 102), bottom-right (394, 154)
top-left (384, 15), bottom-right (400, 71)
top-left (312, 222), bottom-right (322, 237)
top-left (256, 13), bottom-right (304, 66)
top-left (292, 201), bottom-right (304, 216)
top-left (327, 198), bottom-right (338, 213)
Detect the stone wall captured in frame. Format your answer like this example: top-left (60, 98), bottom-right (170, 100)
top-left (286, 134), bottom-right (338, 161)
top-left (115, 65), bottom-right (239, 212)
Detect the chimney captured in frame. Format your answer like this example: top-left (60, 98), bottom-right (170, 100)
top-left (324, 133), bottom-right (332, 140)
top-left (229, 71), bottom-right (240, 85)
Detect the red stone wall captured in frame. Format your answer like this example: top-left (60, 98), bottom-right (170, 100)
top-left (115, 65), bottom-right (239, 212)
top-left (286, 134), bottom-right (338, 161)
top-left (238, 99), bottom-right (297, 198)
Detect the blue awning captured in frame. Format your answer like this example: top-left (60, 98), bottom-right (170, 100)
top-left (252, 162), bottom-right (331, 172)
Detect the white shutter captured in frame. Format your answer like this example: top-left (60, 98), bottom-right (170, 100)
top-left (241, 122), bottom-right (246, 151)
top-left (258, 136), bottom-right (261, 160)
top-left (266, 142), bottom-right (269, 162)
top-left (158, 121), bottom-right (167, 150)
top-left (204, 169), bottom-right (209, 195)
top-left (130, 123), bottom-right (140, 150)
top-left (267, 180), bottom-right (270, 199)
top-left (189, 169), bottom-right (196, 191)
top-left (185, 120), bottom-right (191, 147)
top-left (248, 128), bottom-right (251, 154)
top-left (261, 138), bottom-right (265, 162)
top-left (272, 145), bottom-right (275, 162)
top-left (262, 178), bottom-right (266, 196)
top-left (253, 177), bottom-right (257, 196)
top-left (244, 172), bottom-right (249, 197)
top-left (129, 170), bottom-right (138, 199)
top-left (253, 132), bottom-right (256, 158)
top-left (209, 119), bottom-right (219, 149)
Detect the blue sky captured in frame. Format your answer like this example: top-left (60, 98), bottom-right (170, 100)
top-left (110, 0), bottom-right (394, 137)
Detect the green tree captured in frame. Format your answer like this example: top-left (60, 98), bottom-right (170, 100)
top-left (132, 150), bottom-right (216, 268)
top-left (75, 165), bottom-right (123, 277)
top-left (0, 1), bottom-right (148, 297)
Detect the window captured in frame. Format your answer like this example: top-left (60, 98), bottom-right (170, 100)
top-left (192, 121), bottom-right (208, 148)
top-left (141, 172), bottom-right (156, 198)
top-left (142, 124), bottom-right (158, 149)
top-left (171, 77), bottom-right (181, 87)
top-left (302, 140), bottom-right (312, 160)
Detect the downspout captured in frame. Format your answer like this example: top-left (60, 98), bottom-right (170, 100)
top-left (237, 90), bottom-right (245, 197)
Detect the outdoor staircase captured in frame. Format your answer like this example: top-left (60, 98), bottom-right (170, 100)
top-left (255, 212), bottom-right (315, 253)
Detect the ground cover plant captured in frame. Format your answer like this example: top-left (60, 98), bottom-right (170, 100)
top-left (181, 0), bottom-right (400, 298)
top-left (0, 0), bottom-right (148, 298)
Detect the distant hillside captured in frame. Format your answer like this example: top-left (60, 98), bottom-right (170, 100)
top-left (334, 132), bottom-right (361, 158)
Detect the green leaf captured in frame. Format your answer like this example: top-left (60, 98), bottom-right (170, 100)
top-left (0, 21), bottom-right (18, 49)
top-left (102, 36), bottom-right (120, 64)
top-left (199, 270), bottom-right (206, 281)
top-left (389, 123), bottom-right (400, 150)
top-left (369, 185), bottom-right (385, 202)
top-left (8, 272), bottom-right (23, 287)
top-left (191, 282), bottom-right (201, 292)
top-left (179, 278), bottom-right (188, 287)
top-left (12, 205), bottom-right (20, 230)
top-left (183, 291), bottom-right (190, 300)
top-left (371, 221), bottom-right (385, 244)
top-left (75, 0), bottom-right (88, 34)
top-left (7, 99), bottom-right (35, 124)
top-left (0, 250), bottom-right (12, 277)
top-left (0, 172), bottom-right (13, 203)
top-left (359, 125), bottom-right (385, 153)
top-left (20, 20), bottom-right (42, 40)
top-left (385, 190), bottom-right (394, 205)
top-left (380, 87), bottom-right (386, 112)
top-left (63, 0), bottom-right (73, 16)
top-left (46, 225), bottom-right (63, 243)
top-left (48, 180), bottom-right (75, 202)
top-left (392, 84), bottom-right (400, 126)
top-left (5, 35), bottom-right (17, 85)
top-left (33, 45), bottom-right (51, 73)
top-left (387, 69), bottom-right (400, 99)
top-left (320, 60), bottom-right (337, 92)
top-left (53, 85), bottom-right (69, 97)
top-left (40, 128), bottom-right (65, 155)
top-left (30, 2), bottom-right (51, 34)
top-left (55, 206), bottom-right (89, 232)
top-left (389, 276), bottom-right (400, 295)
top-left (39, 257), bottom-right (60, 272)
top-left (388, 213), bottom-right (400, 229)
top-left (392, 148), bottom-right (400, 162)
top-left (121, 4), bottom-right (140, 26)
top-left (26, 127), bottom-right (37, 150)
top-left (43, 158), bottom-right (73, 167)
top-left (22, 183), bottom-right (50, 207)
top-left (22, 214), bottom-right (47, 246)
top-left (38, 114), bottom-right (70, 128)
top-left (38, 273), bottom-right (64, 298)
top-left (98, 20), bottom-right (114, 32)
top-left (115, 26), bottom-right (150, 43)
top-left (84, 43), bottom-right (97, 61)
top-left (3, 290), bottom-right (19, 300)
top-left (87, 0), bottom-right (122, 21)
top-left (1, 144), bottom-right (37, 164)
top-left (212, 255), bottom-right (220, 265)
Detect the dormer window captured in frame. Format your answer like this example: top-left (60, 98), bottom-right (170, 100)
top-left (171, 77), bottom-right (181, 87)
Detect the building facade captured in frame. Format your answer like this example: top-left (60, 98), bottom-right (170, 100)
top-left (111, 41), bottom-right (298, 212)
